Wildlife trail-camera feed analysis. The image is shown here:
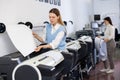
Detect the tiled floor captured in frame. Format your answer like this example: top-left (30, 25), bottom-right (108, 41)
top-left (83, 47), bottom-right (120, 80)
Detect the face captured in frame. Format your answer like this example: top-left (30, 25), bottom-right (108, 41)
top-left (49, 13), bottom-right (59, 26)
top-left (104, 20), bottom-right (109, 26)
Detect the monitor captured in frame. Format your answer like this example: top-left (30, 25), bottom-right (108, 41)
top-left (94, 14), bottom-right (100, 21)
top-left (91, 22), bottom-right (99, 29)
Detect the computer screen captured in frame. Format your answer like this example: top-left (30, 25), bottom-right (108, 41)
top-left (91, 22), bottom-right (99, 29)
top-left (94, 14), bottom-right (100, 21)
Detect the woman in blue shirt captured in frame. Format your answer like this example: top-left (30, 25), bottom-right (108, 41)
top-left (33, 8), bottom-right (66, 52)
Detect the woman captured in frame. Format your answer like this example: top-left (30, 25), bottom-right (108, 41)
top-left (100, 17), bottom-right (116, 73)
top-left (33, 8), bottom-right (66, 52)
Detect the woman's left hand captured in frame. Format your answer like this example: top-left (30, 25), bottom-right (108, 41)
top-left (104, 38), bottom-right (109, 42)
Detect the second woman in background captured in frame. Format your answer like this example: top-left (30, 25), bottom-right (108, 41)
top-left (100, 17), bottom-right (116, 74)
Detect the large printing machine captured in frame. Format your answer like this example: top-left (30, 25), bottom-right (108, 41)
top-left (0, 23), bottom-right (94, 80)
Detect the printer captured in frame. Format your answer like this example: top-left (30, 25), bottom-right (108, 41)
top-left (12, 50), bottom-right (65, 80)
top-left (0, 24), bottom-right (65, 80)
top-left (0, 24), bottom-right (89, 80)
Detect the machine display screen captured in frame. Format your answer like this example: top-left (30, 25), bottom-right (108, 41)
top-left (91, 22), bottom-right (99, 29)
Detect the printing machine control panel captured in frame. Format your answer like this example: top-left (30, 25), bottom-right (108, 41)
top-left (66, 40), bottom-right (81, 50)
top-left (19, 50), bottom-right (64, 68)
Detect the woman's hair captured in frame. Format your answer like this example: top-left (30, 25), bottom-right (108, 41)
top-left (49, 8), bottom-right (64, 25)
top-left (104, 17), bottom-right (113, 25)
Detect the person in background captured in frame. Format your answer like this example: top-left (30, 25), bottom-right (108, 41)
top-left (100, 17), bottom-right (116, 73)
top-left (33, 8), bottom-right (66, 52)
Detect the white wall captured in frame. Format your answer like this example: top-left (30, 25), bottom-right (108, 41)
top-left (60, 0), bottom-right (75, 36)
top-left (60, 0), bottom-right (73, 22)
top-left (71, 0), bottom-right (94, 31)
top-left (60, 0), bottom-right (94, 36)
top-left (94, 0), bottom-right (120, 32)
top-left (0, 0), bottom-right (61, 25)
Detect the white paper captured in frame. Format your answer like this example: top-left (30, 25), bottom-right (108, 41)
top-left (6, 24), bottom-right (36, 57)
top-left (99, 40), bottom-right (107, 61)
top-left (95, 37), bottom-right (107, 61)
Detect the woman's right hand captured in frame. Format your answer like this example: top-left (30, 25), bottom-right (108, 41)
top-left (97, 35), bottom-right (101, 38)
top-left (32, 31), bottom-right (44, 42)
top-left (32, 32), bottom-right (38, 38)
